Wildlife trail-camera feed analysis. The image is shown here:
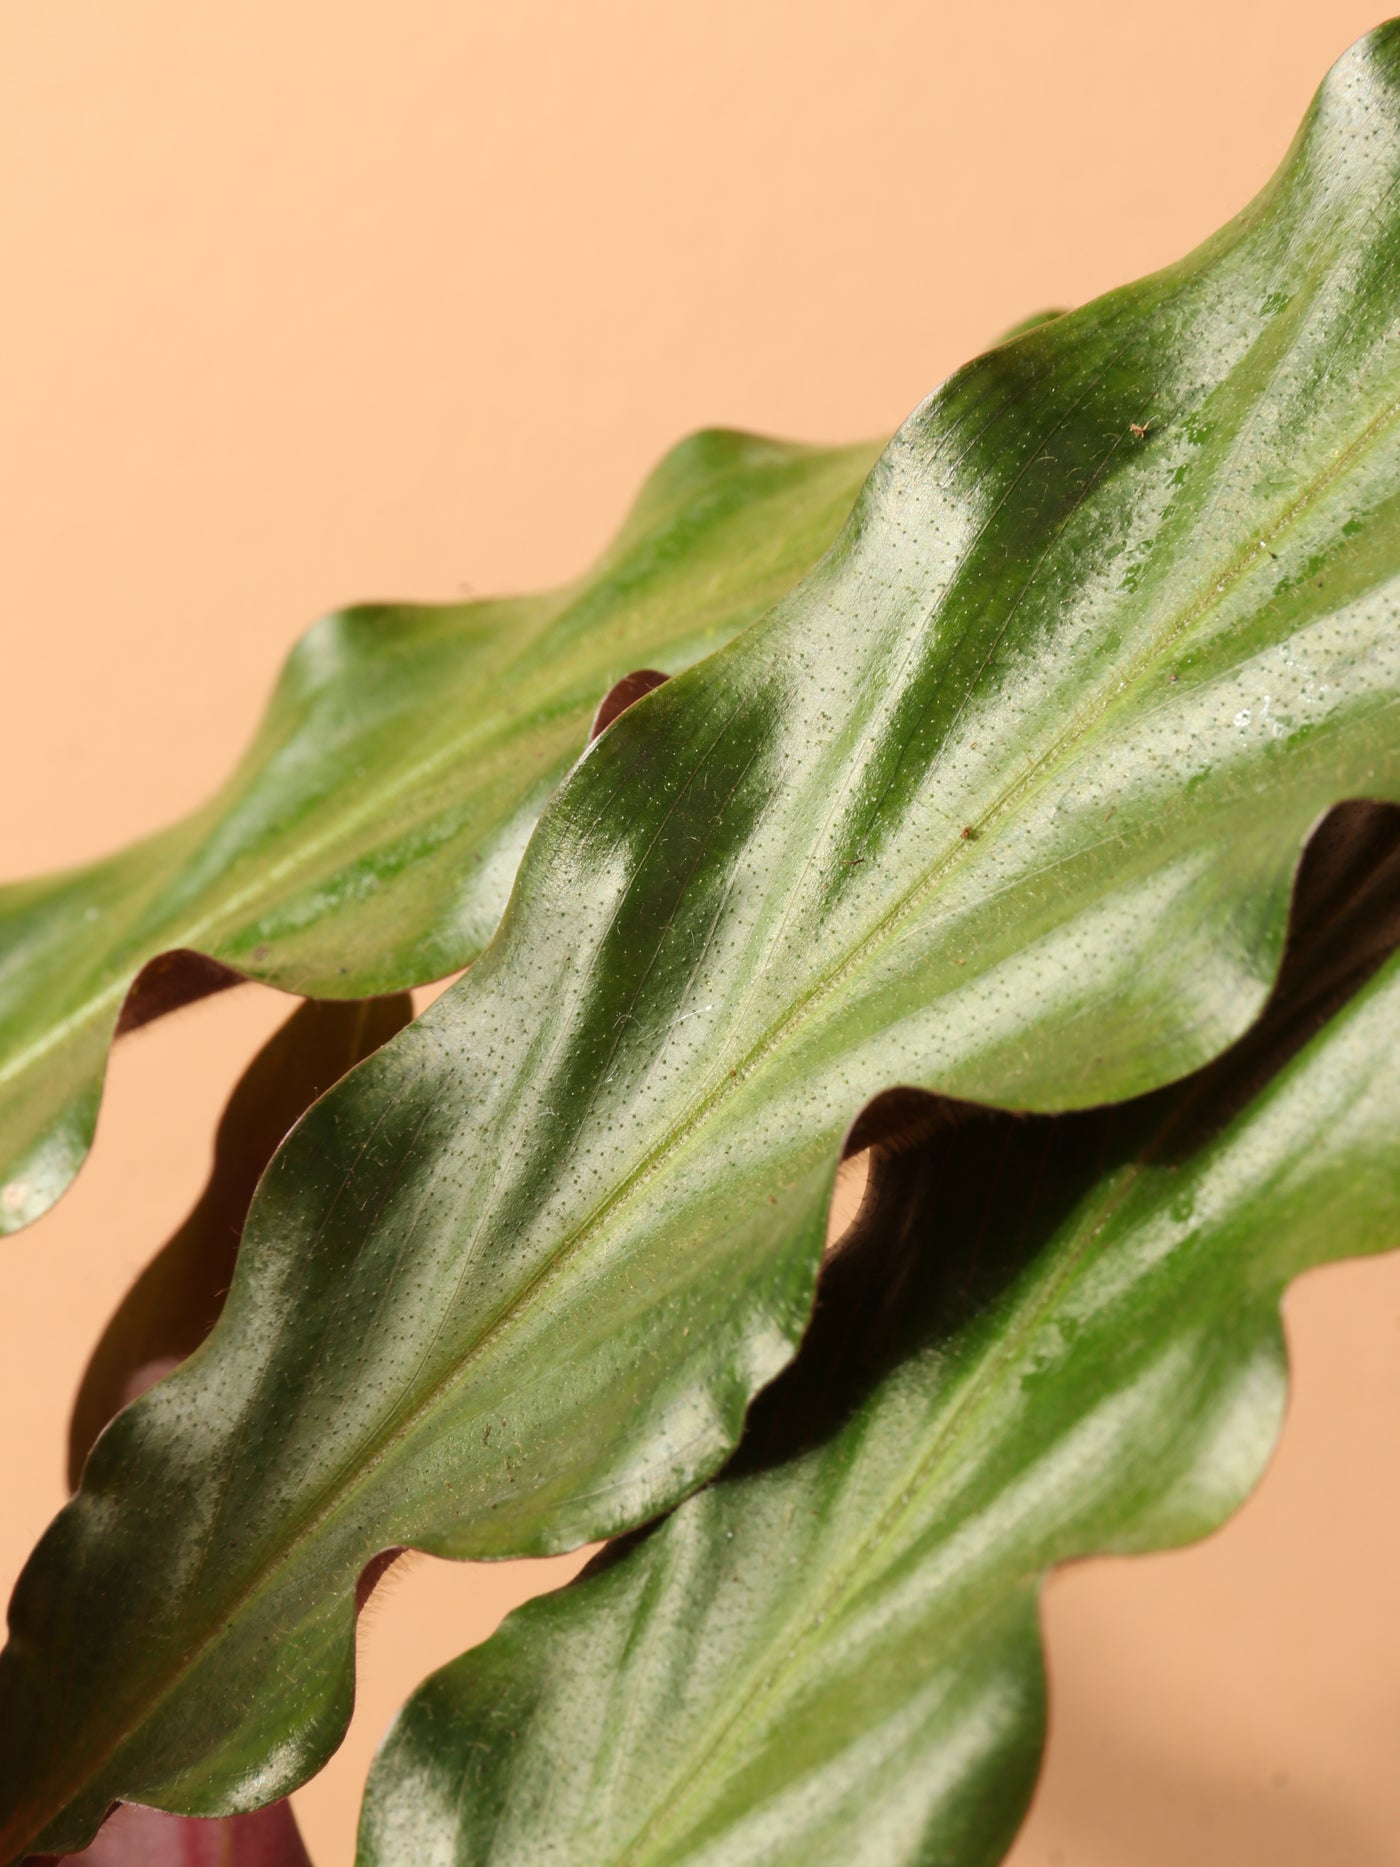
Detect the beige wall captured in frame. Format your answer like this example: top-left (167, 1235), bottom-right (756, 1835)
top-left (2, 3), bottom-right (1397, 1863)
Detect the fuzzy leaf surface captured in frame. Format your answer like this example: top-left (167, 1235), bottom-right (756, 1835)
top-left (4, 22), bottom-right (1400, 1856)
top-left (0, 432), bottom-right (877, 1233)
top-left (359, 800), bottom-right (1400, 1867)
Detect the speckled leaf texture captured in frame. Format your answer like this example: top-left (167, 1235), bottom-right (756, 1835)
top-left (0, 431), bottom-right (878, 1234)
top-left (358, 799), bottom-right (1400, 1867)
top-left (4, 21), bottom-right (1400, 1859)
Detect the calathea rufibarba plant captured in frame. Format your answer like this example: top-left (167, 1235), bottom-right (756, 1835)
top-left (2, 20), bottom-right (1400, 1866)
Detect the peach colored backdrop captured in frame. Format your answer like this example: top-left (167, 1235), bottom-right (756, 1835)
top-left (3, 4), bottom-right (1398, 1864)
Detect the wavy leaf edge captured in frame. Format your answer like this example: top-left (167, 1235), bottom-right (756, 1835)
top-left (0, 430), bottom-right (880, 1236)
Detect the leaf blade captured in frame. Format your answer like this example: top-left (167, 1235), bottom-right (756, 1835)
top-left (0, 432), bottom-right (879, 1233)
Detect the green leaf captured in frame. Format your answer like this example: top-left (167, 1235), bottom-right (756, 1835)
top-left (357, 800), bottom-right (1400, 1867)
top-left (0, 431), bottom-right (878, 1234)
top-left (5, 21), bottom-right (1400, 1855)
top-left (67, 994), bottom-right (413, 1487)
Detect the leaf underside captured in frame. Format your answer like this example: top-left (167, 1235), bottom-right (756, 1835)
top-left (358, 797), bottom-right (1400, 1867)
top-left (5, 21), bottom-right (1400, 1858)
top-left (0, 431), bottom-right (878, 1234)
